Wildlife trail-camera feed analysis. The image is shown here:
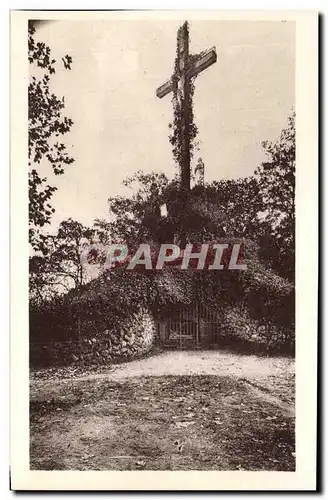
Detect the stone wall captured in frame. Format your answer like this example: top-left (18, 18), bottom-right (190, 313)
top-left (30, 308), bottom-right (156, 368)
top-left (220, 305), bottom-right (294, 352)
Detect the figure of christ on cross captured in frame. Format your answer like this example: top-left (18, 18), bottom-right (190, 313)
top-left (156, 21), bottom-right (217, 246)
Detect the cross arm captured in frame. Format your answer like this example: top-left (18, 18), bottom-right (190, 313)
top-left (187, 47), bottom-right (217, 79)
top-left (155, 46), bottom-right (217, 99)
top-left (156, 78), bottom-right (174, 99)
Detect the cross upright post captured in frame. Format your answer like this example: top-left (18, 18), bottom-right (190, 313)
top-left (156, 21), bottom-right (217, 196)
top-left (176, 22), bottom-right (191, 198)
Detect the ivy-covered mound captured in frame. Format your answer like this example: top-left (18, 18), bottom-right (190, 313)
top-left (30, 237), bottom-right (294, 367)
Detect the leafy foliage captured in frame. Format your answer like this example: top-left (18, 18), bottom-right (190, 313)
top-left (255, 114), bottom-right (295, 279)
top-left (29, 219), bottom-right (95, 305)
top-left (28, 22), bottom-right (74, 251)
top-left (106, 169), bottom-right (264, 247)
top-left (108, 171), bottom-right (170, 244)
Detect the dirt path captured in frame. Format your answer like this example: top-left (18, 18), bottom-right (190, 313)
top-left (31, 350), bottom-right (295, 408)
top-left (101, 350), bottom-right (294, 381)
top-left (30, 351), bottom-right (295, 470)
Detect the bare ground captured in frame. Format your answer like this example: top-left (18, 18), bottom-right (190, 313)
top-left (30, 350), bottom-right (295, 471)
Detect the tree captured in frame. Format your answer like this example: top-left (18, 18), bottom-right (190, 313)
top-left (29, 219), bottom-right (95, 305)
top-left (200, 177), bottom-right (263, 239)
top-left (92, 218), bottom-right (112, 245)
top-left (255, 113), bottom-right (295, 278)
top-left (28, 22), bottom-right (74, 251)
top-left (108, 171), bottom-right (170, 244)
top-left (106, 169), bottom-right (265, 246)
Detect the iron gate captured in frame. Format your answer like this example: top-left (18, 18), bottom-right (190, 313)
top-left (158, 301), bottom-right (222, 348)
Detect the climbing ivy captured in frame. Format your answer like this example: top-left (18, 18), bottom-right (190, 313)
top-left (168, 22), bottom-right (199, 184)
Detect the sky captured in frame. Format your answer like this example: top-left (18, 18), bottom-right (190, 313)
top-left (33, 19), bottom-right (295, 231)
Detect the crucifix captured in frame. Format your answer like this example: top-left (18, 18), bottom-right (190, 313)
top-left (156, 21), bottom-right (217, 196)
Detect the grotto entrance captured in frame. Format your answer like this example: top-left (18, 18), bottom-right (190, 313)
top-left (157, 301), bottom-right (222, 349)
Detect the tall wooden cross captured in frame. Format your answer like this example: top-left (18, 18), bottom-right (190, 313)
top-left (156, 22), bottom-right (217, 195)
